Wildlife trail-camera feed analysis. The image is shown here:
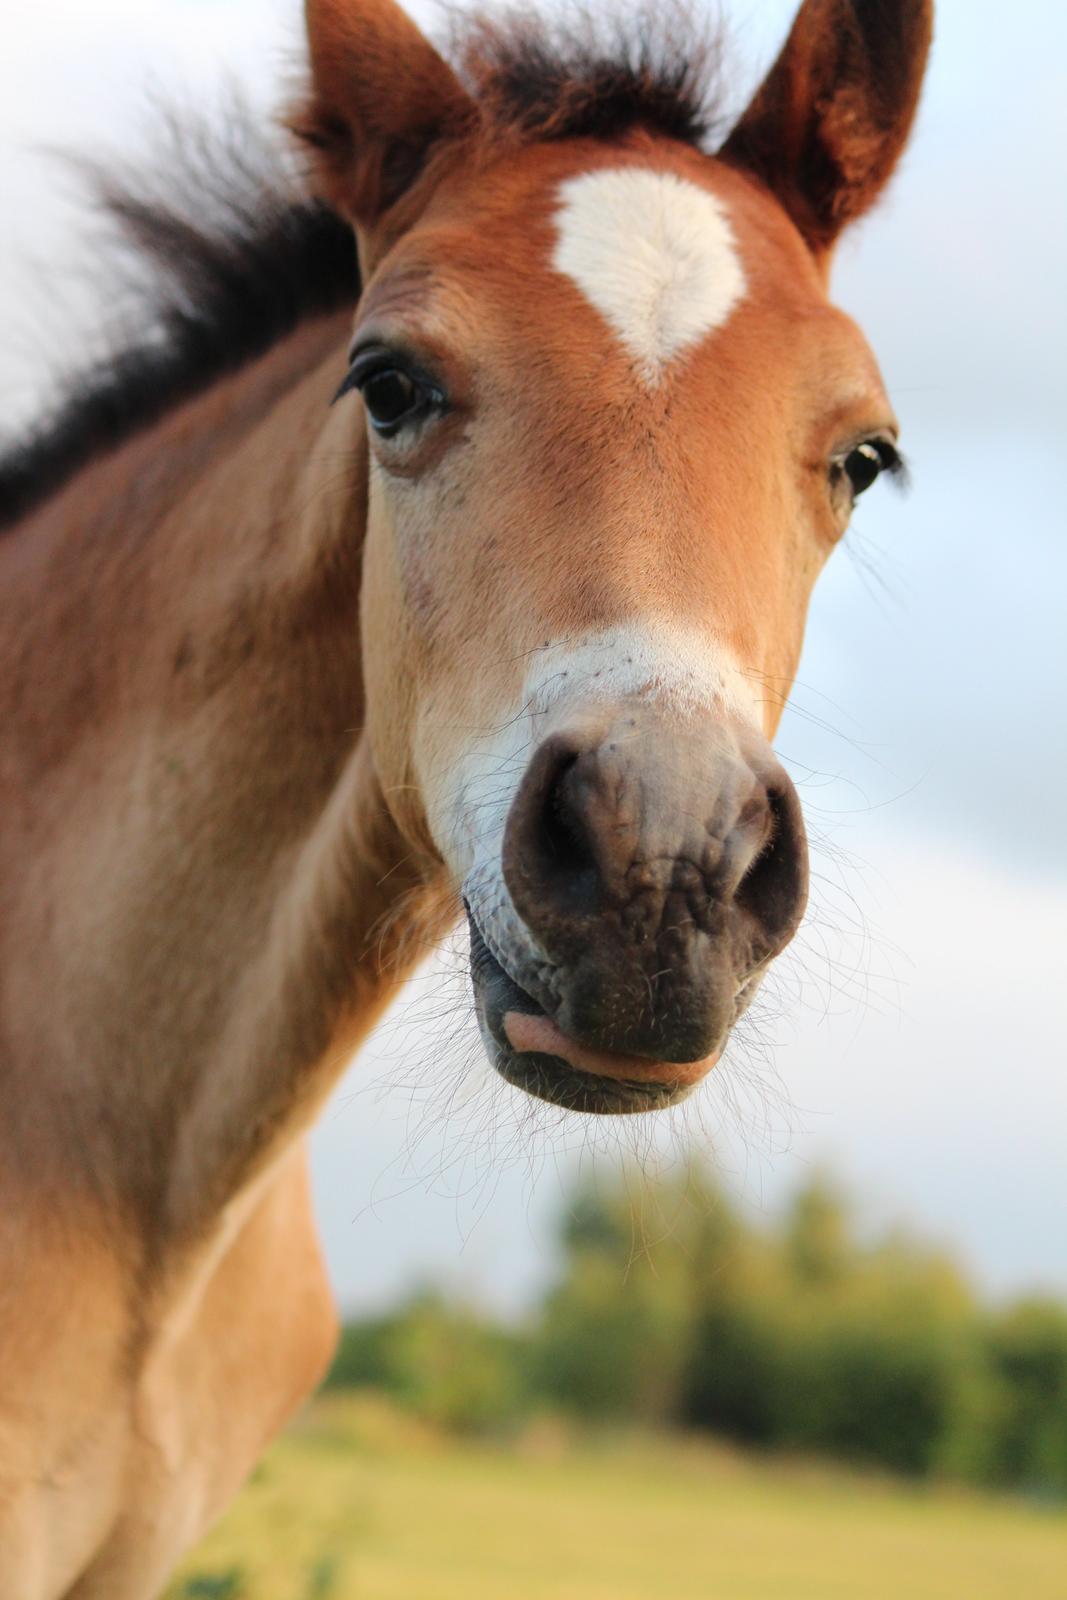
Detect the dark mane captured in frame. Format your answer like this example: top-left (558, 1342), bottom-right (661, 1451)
top-left (0, 114), bottom-right (358, 533)
top-left (0, 6), bottom-right (726, 533)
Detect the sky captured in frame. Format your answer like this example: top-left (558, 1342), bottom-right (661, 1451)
top-left (2, 1), bottom-right (1064, 1313)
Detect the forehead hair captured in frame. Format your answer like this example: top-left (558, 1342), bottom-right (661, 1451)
top-left (453, 3), bottom-right (726, 150)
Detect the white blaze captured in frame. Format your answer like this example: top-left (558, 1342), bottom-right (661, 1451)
top-left (553, 167), bottom-right (747, 383)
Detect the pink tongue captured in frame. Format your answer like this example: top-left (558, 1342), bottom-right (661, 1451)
top-left (503, 1011), bottom-right (719, 1088)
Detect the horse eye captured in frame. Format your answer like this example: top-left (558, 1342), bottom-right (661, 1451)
top-left (360, 368), bottom-right (420, 434)
top-left (333, 347), bottom-right (444, 438)
top-left (844, 441), bottom-right (889, 496)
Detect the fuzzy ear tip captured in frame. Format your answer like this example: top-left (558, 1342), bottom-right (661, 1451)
top-left (297, 0), bottom-right (475, 224)
top-left (722, 0), bottom-right (934, 254)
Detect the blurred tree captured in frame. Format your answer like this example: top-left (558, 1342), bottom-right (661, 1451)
top-left (532, 1174), bottom-right (700, 1421)
top-left (986, 1298), bottom-right (1067, 1494)
top-left (325, 1314), bottom-right (395, 1391)
top-left (783, 1172), bottom-right (853, 1288)
top-left (384, 1291), bottom-right (526, 1433)
top-left (326, 1293), bottom-right (525, 1433)
top-left (323, 1157), bottom-right (1067, 1498)
top-left (684, 1294), bottom-right (793, 1444)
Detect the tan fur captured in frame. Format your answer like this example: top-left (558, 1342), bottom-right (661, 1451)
top-left (0, 317), bottom-right (453, 1593)
top-left (0, 1), bottom-right (930, 1590)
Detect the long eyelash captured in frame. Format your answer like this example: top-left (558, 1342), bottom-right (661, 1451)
top-left (881, 443), bottom-right (911, 492)
top-left (330, 365), bottom-right (361, 407)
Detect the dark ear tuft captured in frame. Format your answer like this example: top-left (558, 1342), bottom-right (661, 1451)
top-left (720, 0), bottom-right (933, 254)
top-left (292, 0), bottom-right (476, 224)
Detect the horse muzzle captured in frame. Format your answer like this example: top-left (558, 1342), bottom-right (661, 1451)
top-left (465, 703), bottom-right (808, 1115)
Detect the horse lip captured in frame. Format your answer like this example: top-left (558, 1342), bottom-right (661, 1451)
top-left (502, 1010), bottom-right (718, 1092)
top-left (465, 906), bottom-right (701, 1115)
top-left (492, 1043), bottom-right (689, 1116)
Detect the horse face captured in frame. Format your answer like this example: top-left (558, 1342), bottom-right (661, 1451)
top-left (352, 141), bottom-right (903, 1110)
top-left (302, 0), bottom-right (930, 1113)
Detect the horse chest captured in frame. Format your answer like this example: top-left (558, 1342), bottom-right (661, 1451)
top-left (0, 1150), bottom-right (337, 1599)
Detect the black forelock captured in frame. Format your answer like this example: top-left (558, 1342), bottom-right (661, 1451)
top-left (457, 2), bottom-right (726, 149)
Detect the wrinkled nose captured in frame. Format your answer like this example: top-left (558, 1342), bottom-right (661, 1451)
top-left (501, 706), bottom-right (808, 1064)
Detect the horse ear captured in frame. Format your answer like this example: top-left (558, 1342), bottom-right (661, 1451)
top-left (720, 0), bottom-right (933, 257)
top-left (294, 0), bottom-right (476, 225)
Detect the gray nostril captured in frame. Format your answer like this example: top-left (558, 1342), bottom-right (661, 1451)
top-left (734, 782), bottom-right (808, 952)
top-left (540, 752), bottom-right (588, 872)
top-left (533, 749), bottom-right (603, 913)
top-left (504, 735), bottom-right (604, 933)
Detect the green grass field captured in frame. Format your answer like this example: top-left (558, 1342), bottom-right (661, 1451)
top-left (168, 1394), bottom-right (1067, 1600)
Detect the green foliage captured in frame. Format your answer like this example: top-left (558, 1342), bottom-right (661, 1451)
top-left (686, 1296), bottom-right (795, 1444)
top-left (323, 1315), bottom-right (396, 1391)
top-left (324, 1161), bottom-right (1067, 1497)
top-left (381, 1291), bottom-right (525, 1433)
top-left (325, 1298), bottom-right (525, 1432)
top-left (985, 1298), bottom-right (1067, 1494)
top-left (532, 1250), bottom-right (691, 1422)
top-left (178, 1572), bottom-right (246, 1600)
top-left (782, 1310), bottom-right (968, 1474)
top-left (783, 1171), bottom-right (853, 1287)
top-left (305, 1553), bottom-right (341, 1598)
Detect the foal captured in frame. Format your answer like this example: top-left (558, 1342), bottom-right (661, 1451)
top-left (0, 0), bottom-right (932, 1592)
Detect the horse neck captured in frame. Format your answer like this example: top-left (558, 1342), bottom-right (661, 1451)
top-left (0, 314), bottom-right (448, 1255)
